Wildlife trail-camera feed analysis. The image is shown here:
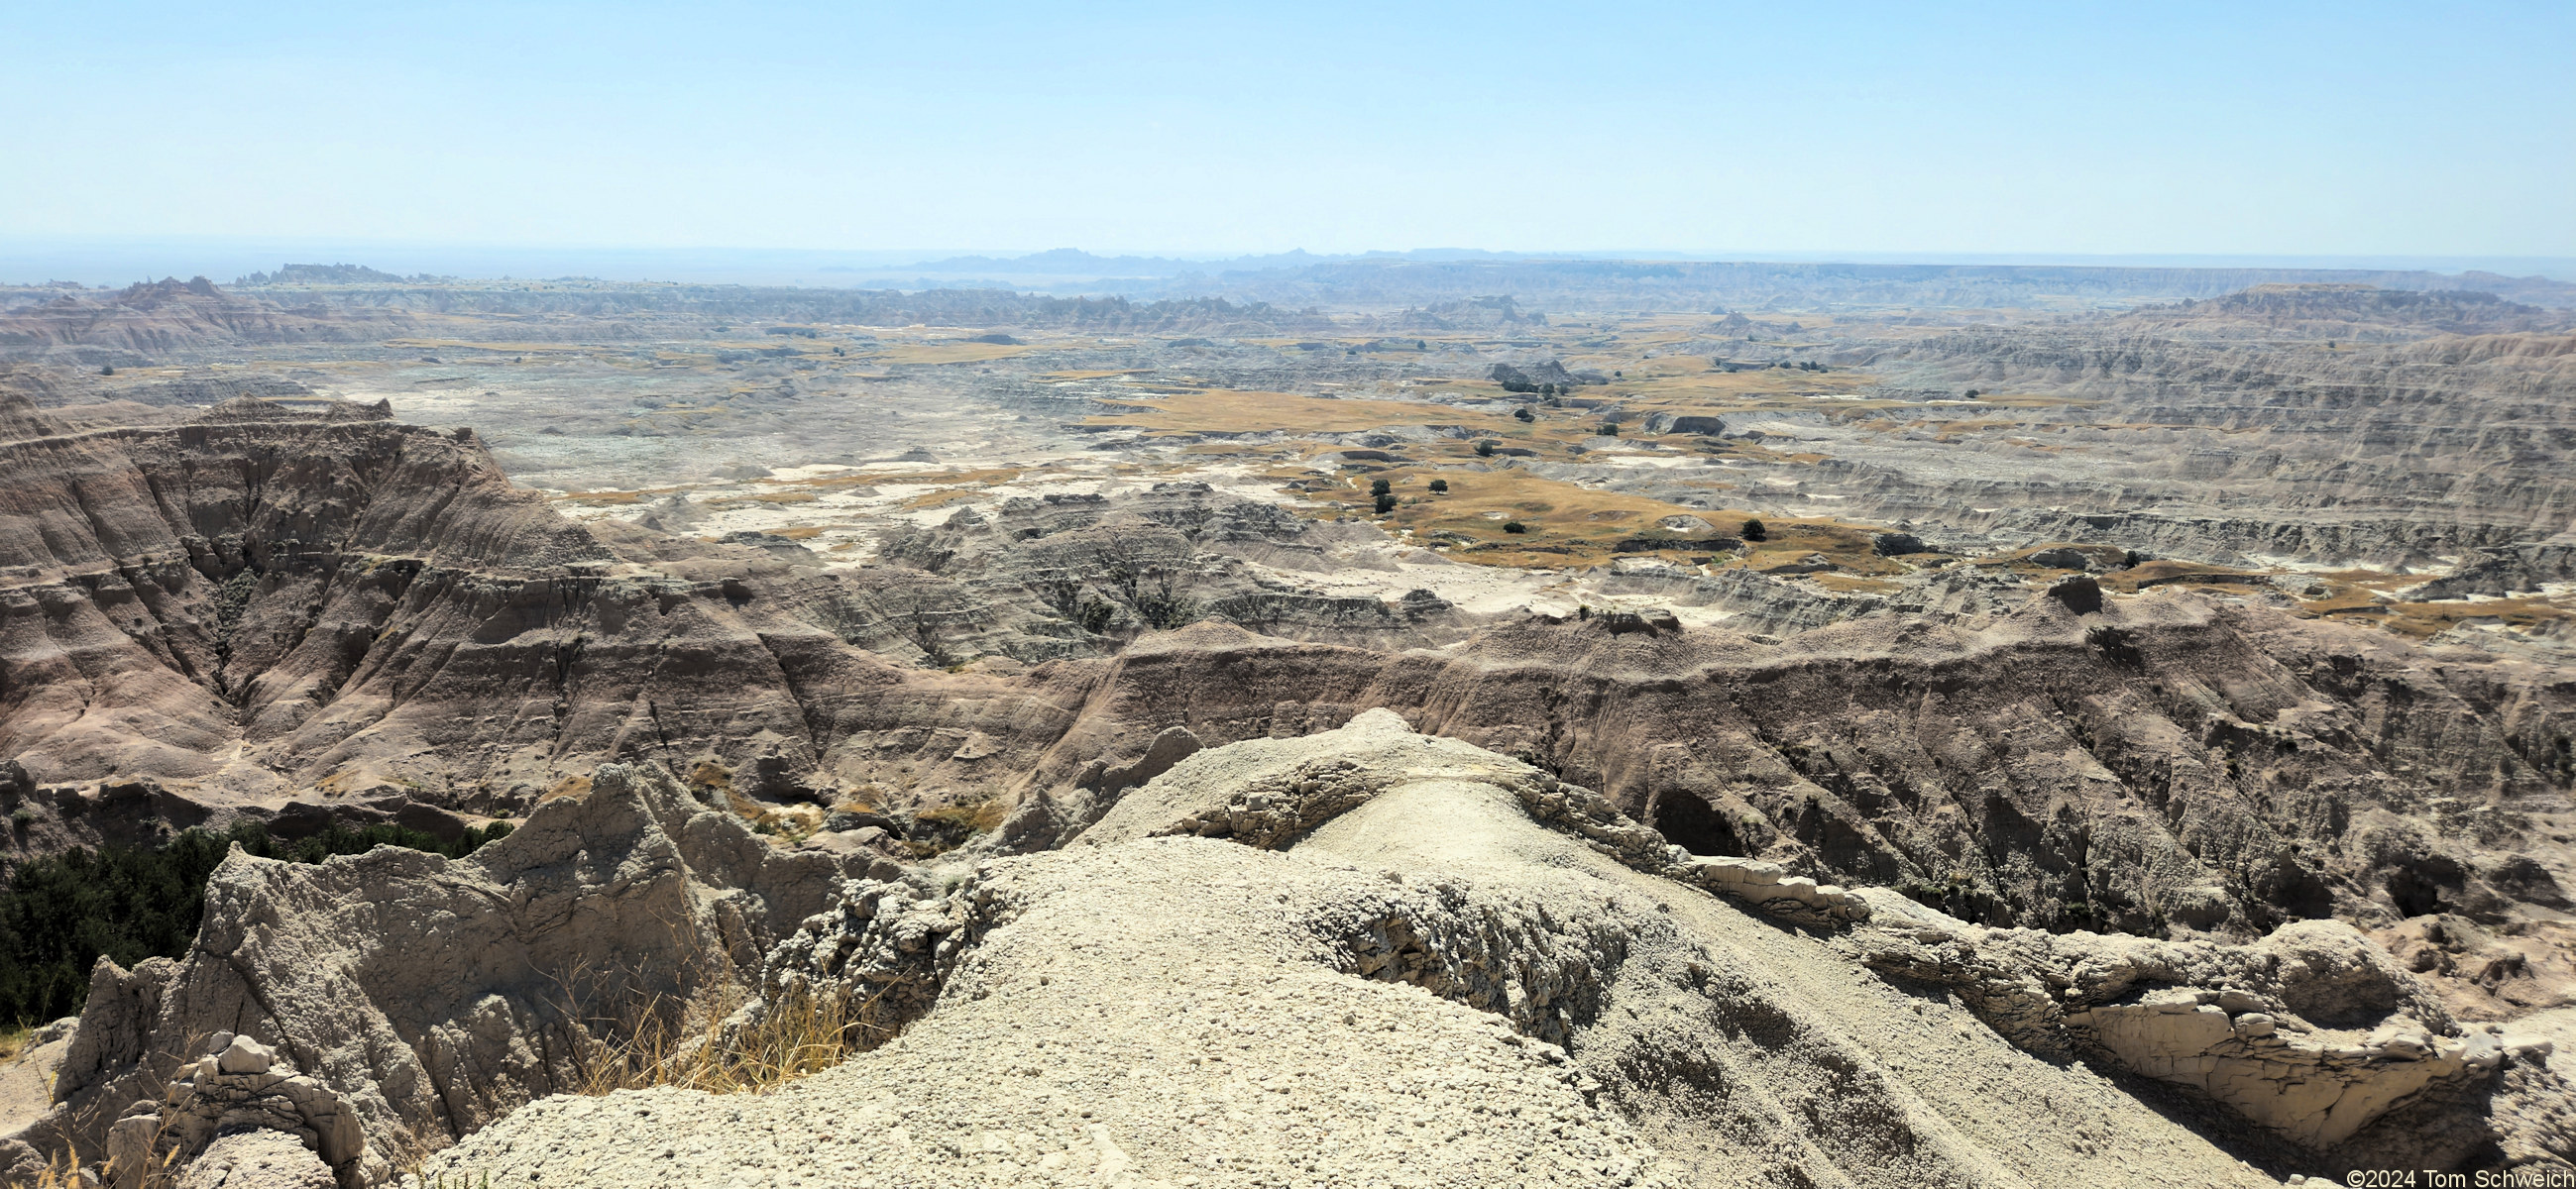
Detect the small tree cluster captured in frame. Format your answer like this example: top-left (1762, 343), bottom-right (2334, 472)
top-left (0, 819), bottom-right (512, 1023)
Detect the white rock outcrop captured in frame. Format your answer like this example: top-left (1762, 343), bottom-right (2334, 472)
top-left (1850, 892), bottom-right (2576, 1164)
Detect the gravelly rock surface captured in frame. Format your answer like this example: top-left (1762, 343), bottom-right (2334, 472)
top-left (174, 1129), bottom-right (338, 1189)
top-left (408, 712), bottom-right (2366, 1188)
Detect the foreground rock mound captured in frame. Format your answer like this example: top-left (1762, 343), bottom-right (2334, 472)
top-left (2, 765), bottom-right (856, 1186)
top-left (402, 712), bottom-right (2563, 1187)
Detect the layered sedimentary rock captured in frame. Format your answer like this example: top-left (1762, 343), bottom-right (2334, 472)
top-left (0, 279), bottom-right (419, 354)
top-left (5, 388), bottom-right (2576, 1003)
top-left (4, 384), bottom-right (2572, 1023)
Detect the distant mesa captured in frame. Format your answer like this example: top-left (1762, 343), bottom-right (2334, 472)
top-left (233, 263), bottom-right (451, 286)
top-left (2120, 283), bottom-right (2571, 339)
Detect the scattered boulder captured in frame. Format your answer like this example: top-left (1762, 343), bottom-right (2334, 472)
top-left (106, 1035), bottom-right (360, 1189)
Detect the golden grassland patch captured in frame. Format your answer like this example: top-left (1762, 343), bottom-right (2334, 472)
top-left (876, 342), bottom-right (1037, 365)
top-left (382, 339), bottom-right (598, 354)
top-left (1966, 392), bottom-right (2102, 410)
top-left (773, 467), bottom-right (1025, 488)
top-left (553, 488), bottom-right (674, 505)
top-left (901, 488), bottom-right (993, 510)
top-left (1088, 390), bottom-right (1520, 436)
top-left (2303, 595), bottom-right (2572, 639)
top-left (1295, 465), bottom-right (1888, 572)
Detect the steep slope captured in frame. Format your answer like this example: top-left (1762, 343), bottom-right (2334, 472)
top-left (381, 712), bottom-right (2566, 1185)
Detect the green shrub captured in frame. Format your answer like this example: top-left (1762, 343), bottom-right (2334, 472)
top-left (0, 818), bottom-right (513, 1024)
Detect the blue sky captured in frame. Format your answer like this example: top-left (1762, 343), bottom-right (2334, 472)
top-left (2, 1), bottom-right (2569, 260)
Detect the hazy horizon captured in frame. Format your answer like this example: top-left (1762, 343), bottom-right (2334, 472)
top-left (7, 238), bottom-right (2574, 290)
top-left (4, 2), bottom-right (2567, 264)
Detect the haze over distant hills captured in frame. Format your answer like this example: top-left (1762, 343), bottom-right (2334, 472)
top-left (5, 239), bottom-right (2573, 292)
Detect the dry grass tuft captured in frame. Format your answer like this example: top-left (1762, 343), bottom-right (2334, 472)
top-left (1, 1144), bottom-right (84, 1188)
top-left (573, 986), bottom-right (885, 1097)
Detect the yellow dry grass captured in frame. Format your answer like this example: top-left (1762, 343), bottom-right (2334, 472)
top-left (875, 342), bottom-right (1035, 365)
top-left (2369, 596), bottom-right (2574, 640)
top-left (552, 485), bottom-right (696, 506)
top-left (571, 985), bottom-right (878, 1100)
top-left (1304, 466), bottom-right (1893, 570)
top-left (381, 339), bottom-right (597, 354)
top-left (1089, 391), bottom-right (1516, 436)
top-left (898, 488), bottom-right (988, 510)
top-left (776, 468), bottom-right (1024, 488)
